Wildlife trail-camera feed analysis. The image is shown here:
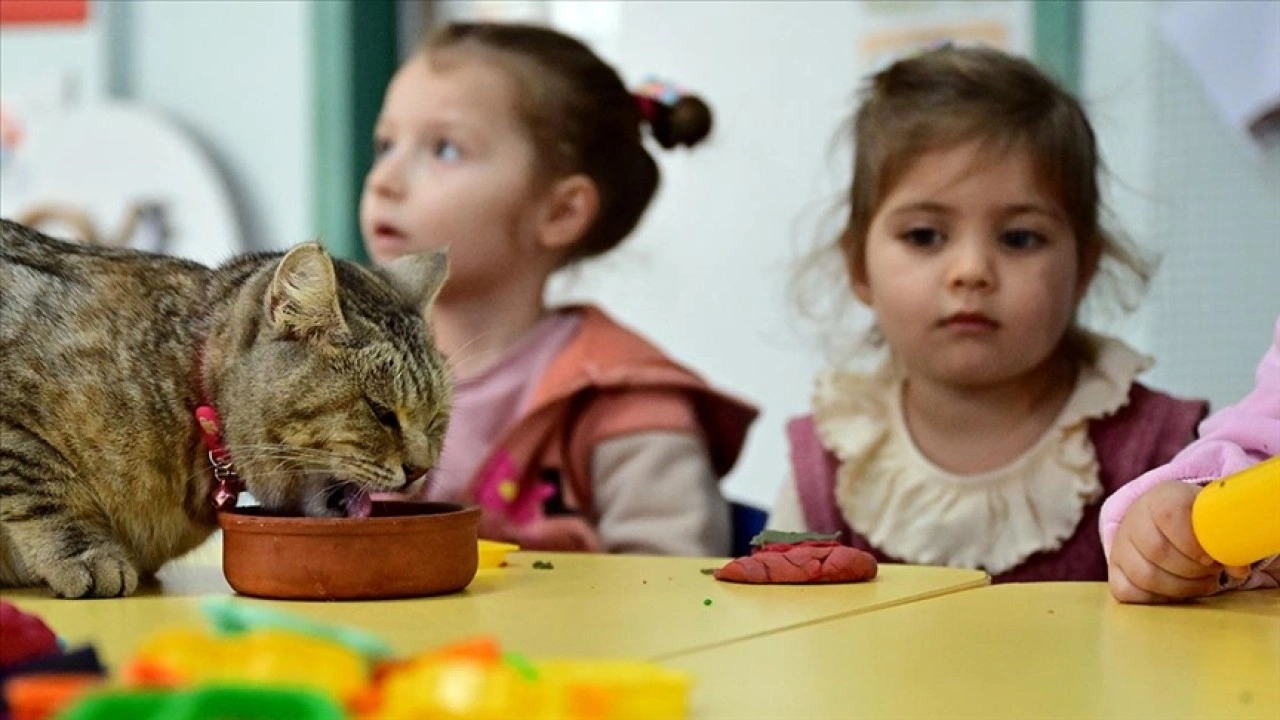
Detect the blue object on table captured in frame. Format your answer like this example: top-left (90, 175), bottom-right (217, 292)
top-left (730, 501), bottom-right (768, 558)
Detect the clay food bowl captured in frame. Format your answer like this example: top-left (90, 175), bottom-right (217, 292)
top-left (217, 501), bottom-right (480, 600)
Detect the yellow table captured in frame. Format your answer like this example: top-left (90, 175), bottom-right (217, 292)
top-left (665, 583), bottom-right (1280, 719)
top-left (1, 549), bottom-right (986, 672)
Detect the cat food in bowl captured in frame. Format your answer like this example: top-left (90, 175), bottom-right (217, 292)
top-left (218, 501), bottom-right (480, 600)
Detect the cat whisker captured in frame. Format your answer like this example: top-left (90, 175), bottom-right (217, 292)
top-left (443, 330), bottom-right (502, 377)
top-left (445, 330), bottom-right (496, 367)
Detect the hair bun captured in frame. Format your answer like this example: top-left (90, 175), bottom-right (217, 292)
top-left (634, 80), bottom-right (714, 150)
top-left (658, 95), bottom-right (713, 149)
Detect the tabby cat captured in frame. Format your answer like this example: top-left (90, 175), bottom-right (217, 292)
top-left (0, 219), bottom-right (452, 597)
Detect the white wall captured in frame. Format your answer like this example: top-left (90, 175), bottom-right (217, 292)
top-left (0, 20), bottom-right (106, 104)
top-left (1082, 0), bottom-right (1280, 410)
top-left (1, 1), bottom-right (313, 256)
top-left (120, 0), bottom-right (314, 254)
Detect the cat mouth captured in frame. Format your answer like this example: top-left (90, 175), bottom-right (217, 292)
top-left (324, 482), bottom-right (373, 519)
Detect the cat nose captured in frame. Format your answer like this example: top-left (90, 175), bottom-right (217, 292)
top-left (402, 464), bottom-right (429, 483)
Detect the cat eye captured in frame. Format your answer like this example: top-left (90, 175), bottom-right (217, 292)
top-left (367, 400), bottom-right (399, 432)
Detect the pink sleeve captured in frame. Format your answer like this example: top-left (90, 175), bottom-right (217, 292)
top-left (1100, 317), bottom-right (1280, 559)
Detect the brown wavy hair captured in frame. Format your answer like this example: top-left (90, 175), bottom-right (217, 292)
top-left (796, 45), bottom-right (1152, 363)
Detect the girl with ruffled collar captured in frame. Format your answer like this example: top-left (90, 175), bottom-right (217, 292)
top-left (769, 46), bottom-right (1206, 582)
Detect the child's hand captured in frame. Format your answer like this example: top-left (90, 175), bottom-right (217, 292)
top-left (480, 511), bottom-right (601, 553)
top-left (1108, 480), bottom-right (1246, 603)
top-left (510, 515), bottom-right (601, 552)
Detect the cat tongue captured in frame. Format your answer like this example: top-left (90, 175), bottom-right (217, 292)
top-left (345, 486), bottom-right (373, 519)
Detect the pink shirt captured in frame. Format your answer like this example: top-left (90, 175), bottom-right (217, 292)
top-left (1100, 316), bottom-right (1280, 590)
top-left (423, 312), bottom-right (582, 503)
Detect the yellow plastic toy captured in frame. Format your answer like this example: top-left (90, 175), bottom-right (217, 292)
top-left (364, 637), bottom-right (690, 720)
top-left (1191, 455), bottom-right (1280, 567)
top-left (124, 628), bottom-right (368, 703)
top-left (478, 540), bottom-right (520, 569)
top-left (536, 659), bottom-right (690, 720)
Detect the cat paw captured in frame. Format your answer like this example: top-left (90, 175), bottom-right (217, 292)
top-left (42, 548), bottom-right (140, 598)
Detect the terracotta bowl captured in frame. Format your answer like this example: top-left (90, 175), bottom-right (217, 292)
top-left (217, 501), bottom-right (480, 601)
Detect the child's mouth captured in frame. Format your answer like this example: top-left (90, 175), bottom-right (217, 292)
top-left (371, 224), bottom-right (406, 247)
top-left (940, 312), bottom-right (999, 330)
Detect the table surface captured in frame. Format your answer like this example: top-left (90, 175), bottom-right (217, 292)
top-left (664, 582), bottom-right (1280, 720)
top-left (1, 544), bottom-right (988, 672)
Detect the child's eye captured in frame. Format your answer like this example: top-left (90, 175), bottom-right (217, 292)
top-left (373, 137), bottom-right (393, 158)
top-left (1001, 229), bottom-right (1046, 250)
top-left (900, 228), bottom-right (943, 248)
top-left (433, 139), bottom-right (462, 162)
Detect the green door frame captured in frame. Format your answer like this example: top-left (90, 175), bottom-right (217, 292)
top-left (312, 0), bottom-right (399, 263)
top-left (1033, 0), bottom-right (1082, 94)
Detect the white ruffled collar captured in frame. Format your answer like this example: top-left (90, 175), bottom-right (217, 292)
top-left (812, 334), bottom-right (1150, 575)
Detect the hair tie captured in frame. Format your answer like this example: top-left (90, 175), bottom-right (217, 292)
top-left (633, 77), bottom-right (684, 123)
top-left (634, 95), bottom-right (659, 124)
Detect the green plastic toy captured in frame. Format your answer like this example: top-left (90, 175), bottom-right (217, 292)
top-left (59, 685), bottom-right (344, 720)
top-left (201, 598), bottom-right (393, 660)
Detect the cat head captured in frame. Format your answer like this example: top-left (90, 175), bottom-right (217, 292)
top-left (213, 243), bottom-right (452, 517)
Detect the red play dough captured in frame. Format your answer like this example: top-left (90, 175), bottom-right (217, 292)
top-left (713, 540), bottom-right (878, 584)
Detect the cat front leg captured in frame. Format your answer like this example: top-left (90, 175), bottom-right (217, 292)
top-left (0, 512), bottom-right (140, 598)
top-left (0, 435), bottom-right (141, 597)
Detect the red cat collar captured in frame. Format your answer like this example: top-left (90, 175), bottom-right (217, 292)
top-left (194, 405), bottom-right (243, 511)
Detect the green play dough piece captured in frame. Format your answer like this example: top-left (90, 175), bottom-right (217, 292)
top-left (748, 530), bottom-right (841, 547)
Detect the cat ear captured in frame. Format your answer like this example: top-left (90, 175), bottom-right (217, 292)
top-left (266, 243), bottom-right (348, 340)
top-left (381, 248), bottom-right (450, 313)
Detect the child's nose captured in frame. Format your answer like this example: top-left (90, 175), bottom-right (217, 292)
top-left (367, 156), bottom-right (406, 200)
top-left (946, 240), bottom-right (996, 291)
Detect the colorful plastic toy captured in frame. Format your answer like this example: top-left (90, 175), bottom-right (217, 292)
top-left (0, 601), bottom-right (60, 669)
top-left (200, 598), bottom-right (393, 660)
top-left (124, 628), bottom-right (368, 703)
top-left (59, 685), bottom-right (344, 720)
top-left (57, 601), bottom-right (691, 719)
top-left (3, 673), bottom-right (103, 720)
top-left (1192, 455), bottom-right (1280, 567)
top-left (361, 638), bottom-right (691, 720)
top-left (0, 603), bottom-right (106, 720)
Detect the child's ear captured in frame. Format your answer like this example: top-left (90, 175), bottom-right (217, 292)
top-left (536, 174), bottom-right (599, 253)
top-left (848, 259), bottom-right (874, 305)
